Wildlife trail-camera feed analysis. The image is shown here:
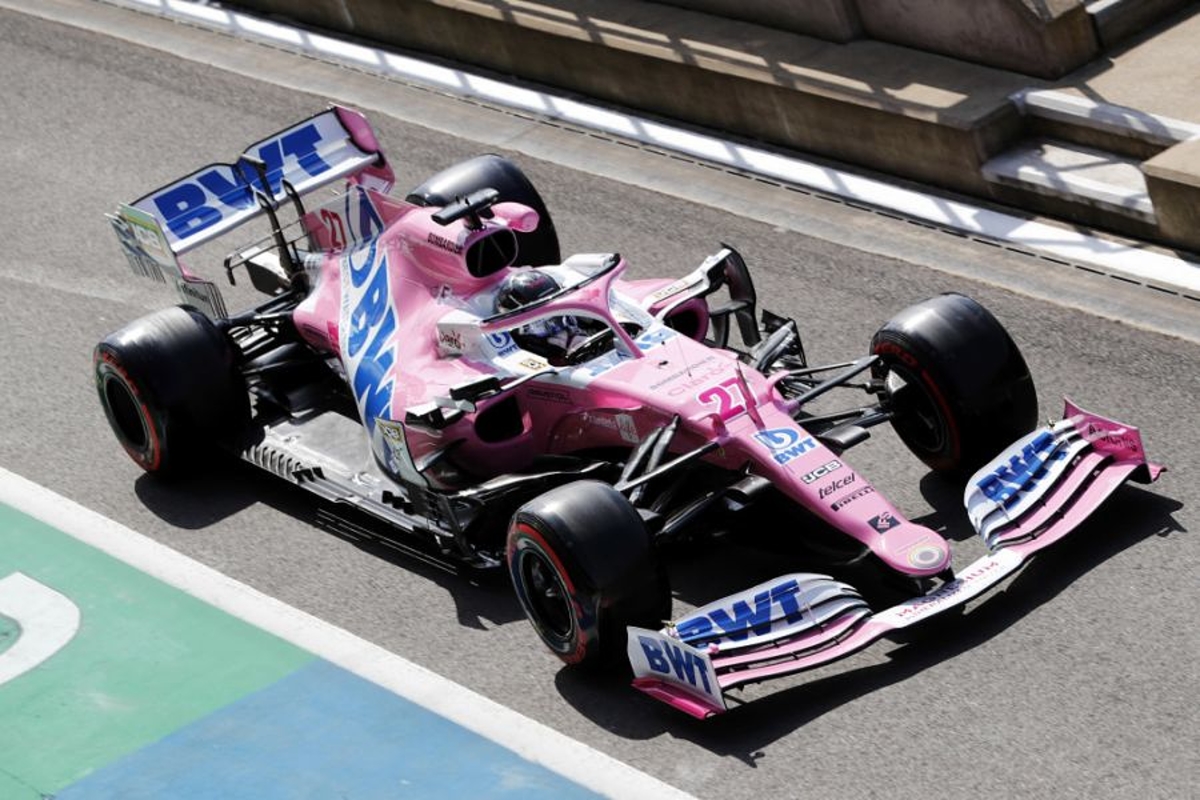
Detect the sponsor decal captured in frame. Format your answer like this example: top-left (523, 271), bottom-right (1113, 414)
top-left (634, 327), bottom-right (675, 351)
top-left (868, 512), bottom-right (900, 534)
top-left (616, 413), bottom-right (639, 445)
top-left (486, 331), bottom-right (520, 358)
top-left (879, 555), bottom-right (1013, 626)
top-left (817, 474), bottom-right (855, 499)
top-left (1086, 422), bottom-right (1140, 454)
top-left (697, 378), bottom-right (747, 422)
top-left (646, 277), bottom-right (693, 304)
top-left (528, 387), bottom-right (571, 405)
top-left (676, 578), bottom-right (807, 643)
top-left (830, 486), bottom-right (875, 511)
top-left (634, 635), bottom-right (715, 696)
top-left (801, 460), bottom-right (841, 484)
top-left (146, 114), bottom-right (345, 243)
top-left (519, 357), bottom-right (550, 372)
top-left (426, 231), bottom-right (463, 255)
top-left (341, 197), bottom-right (393, 429)
top-left (437, 329), bottom-right (465, 352)
top-left (908, 544), bottom-right (946, 570)
top-left (753, 428), bottom-right (817, 466)
top-left (974, 429), bottom-right (1068, 505)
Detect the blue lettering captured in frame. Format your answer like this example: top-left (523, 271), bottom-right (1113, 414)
top-left (976, 430), bottom-right (1066, 504)
top-left (153, 183), bottom-right (221, 240)
top-left (664, 643), bottom-right (712, 693)
top-left (770, 580), bottom-right (804, 624)
top-left (755, 428), bottom-right (799, 451)
top-left (196, 169), bottom-right (253, 213)
top-left (680, 579), bottom-right (806, 645)
top-left (635, 328), bottom-right (674, 350)
top-left (638, 637), bottom-right (670, 674)
top-left (354, 187), bottom-right (384, 243)
top-left (676, 617), bottom-right (713, 643)
top-left (710, 591), bottom-right (773, 641)
top-left (637, 637), bottom-right (712, 693)
top-left (348, 254), bottom-right (389, 358)
top-left (243, 123), bottom-right (333, 195)
top-left (772, 436), bottom-right (816, 465)
top-left (352, 307), bottom-right (395, 424)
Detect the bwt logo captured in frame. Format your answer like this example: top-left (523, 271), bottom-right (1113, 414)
top-left (754, 428), bottom-right (816, 465)
top-left (343, 200), bottom-right (394, 428)
top-left (676, 579), bottom-right (806, 643)
top-left (636, 637), bottom-right (714, 694)
top-left (150, 121), bottom-right (337, 241)
top-left (975, 430), bottom-right (1067, 504)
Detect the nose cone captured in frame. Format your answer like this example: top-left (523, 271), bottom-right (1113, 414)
top-left (877, 522), bottom-right (951, 577)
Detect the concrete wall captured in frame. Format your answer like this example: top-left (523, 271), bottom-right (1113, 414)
top-left (648, 0), bottom-right (1099, 78)
top-left (225, 0), bottom-right (1025, 198)
top-left (653, 0), bottom-right (862, 42)
top-left (856, 0), bottom-right (1098, 79)
top-left (1143, 139), bottom-right (1200, 254)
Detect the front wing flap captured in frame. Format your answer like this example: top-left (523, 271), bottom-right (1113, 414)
top-left (628, 400), bottom-right (1164, 718)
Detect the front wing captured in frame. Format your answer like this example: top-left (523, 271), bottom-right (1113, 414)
top-left (627, 400), bottom-right (1164, 718)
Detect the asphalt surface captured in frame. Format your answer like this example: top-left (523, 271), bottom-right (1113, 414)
top-left (1, 5), bottom-right (1197, 799)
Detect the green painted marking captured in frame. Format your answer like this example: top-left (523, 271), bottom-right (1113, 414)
top-left (0, 505), bottom-right (313, 796)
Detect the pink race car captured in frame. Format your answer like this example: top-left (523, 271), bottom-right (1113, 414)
top-left (96, 107), bottom-right (1163, 717)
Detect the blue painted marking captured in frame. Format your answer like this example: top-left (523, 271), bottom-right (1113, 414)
top-left (56, 660), bottom-right (602, 799)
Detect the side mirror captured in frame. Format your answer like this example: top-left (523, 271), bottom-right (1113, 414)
top-left (492, 201), bottom-right (540, 233)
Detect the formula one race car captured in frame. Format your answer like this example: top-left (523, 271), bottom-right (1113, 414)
top-left (95, 106), bottom-right (1163, 717)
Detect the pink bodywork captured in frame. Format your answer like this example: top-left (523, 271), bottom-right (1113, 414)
top-left (631, 400), bottom-right (1164, 718)
top-left (290, 183), bottom-right (952, 580)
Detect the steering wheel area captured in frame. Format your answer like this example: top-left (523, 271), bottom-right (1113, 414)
top-left (564, 329), bottom-right (616, 365)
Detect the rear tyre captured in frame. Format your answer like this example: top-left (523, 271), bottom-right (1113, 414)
top-left (871, 293), bottom-right (1037, 474)
top-left (94, 306), bottom-right (248, 475)
top-left (407, 154), bottom-right (560, 267)
top-left (507, 481), bottom-right (671, 667)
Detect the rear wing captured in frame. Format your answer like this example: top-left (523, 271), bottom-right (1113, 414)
top-left (108, 105), bottom-right (394, 317)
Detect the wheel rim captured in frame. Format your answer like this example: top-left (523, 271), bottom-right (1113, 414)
top-left (519, 550), bottom-right (573, 640)
top-left (103, 374), bottom-right (149, 450)
top-left (887, 365), bottom-right (949, 457)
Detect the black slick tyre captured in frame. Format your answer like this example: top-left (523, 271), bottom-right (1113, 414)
top-left (507, 481), bottom-right (670, 667)
top-left (871, 293), bottom-right (1037, 474)
top-left (94, 305), bottom-right (247, 475)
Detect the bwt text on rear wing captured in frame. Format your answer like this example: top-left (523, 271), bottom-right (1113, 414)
top-left (107, 105), bottom-right (394, 319)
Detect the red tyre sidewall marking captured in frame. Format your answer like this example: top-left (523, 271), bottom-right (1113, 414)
top-left (96, 349), bottom-right (163, 472)
top-left (509, 521), bottom-right (590, 664)
top-left (874, 339), bottom-right (962, 464)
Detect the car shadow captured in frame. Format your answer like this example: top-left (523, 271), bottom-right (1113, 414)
top-left (551, 485), bottom-right (1183, 757)
top-left (132, 460), bottom-right (524, 631)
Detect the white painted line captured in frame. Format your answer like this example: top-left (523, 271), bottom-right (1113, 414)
top-left (91, 0), bottom-right (1200, 296)
top-left (0, 468), bottom-right (694, 800)
top-left (0, 572), bottom-right (81, 687)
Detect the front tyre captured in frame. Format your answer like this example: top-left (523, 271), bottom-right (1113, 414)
top-left (507, 481), bottom-right (670, 667)
top-left (94, 306), bottom-right (247, 475)
top-left (871, 293), bottom-right (1037, 474)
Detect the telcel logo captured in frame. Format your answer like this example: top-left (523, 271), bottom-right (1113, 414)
top-left (676, 579), bottom-right (807, 643)
top-left (754, 428), bottom-right (816, 466)
top-left (818, 474), bottom-right (855, 499)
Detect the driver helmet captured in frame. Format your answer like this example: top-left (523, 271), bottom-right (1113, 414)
top-left (495, 269), bottom-right (560, 313)
top-left (494, 269), bottom-right (576, 346)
